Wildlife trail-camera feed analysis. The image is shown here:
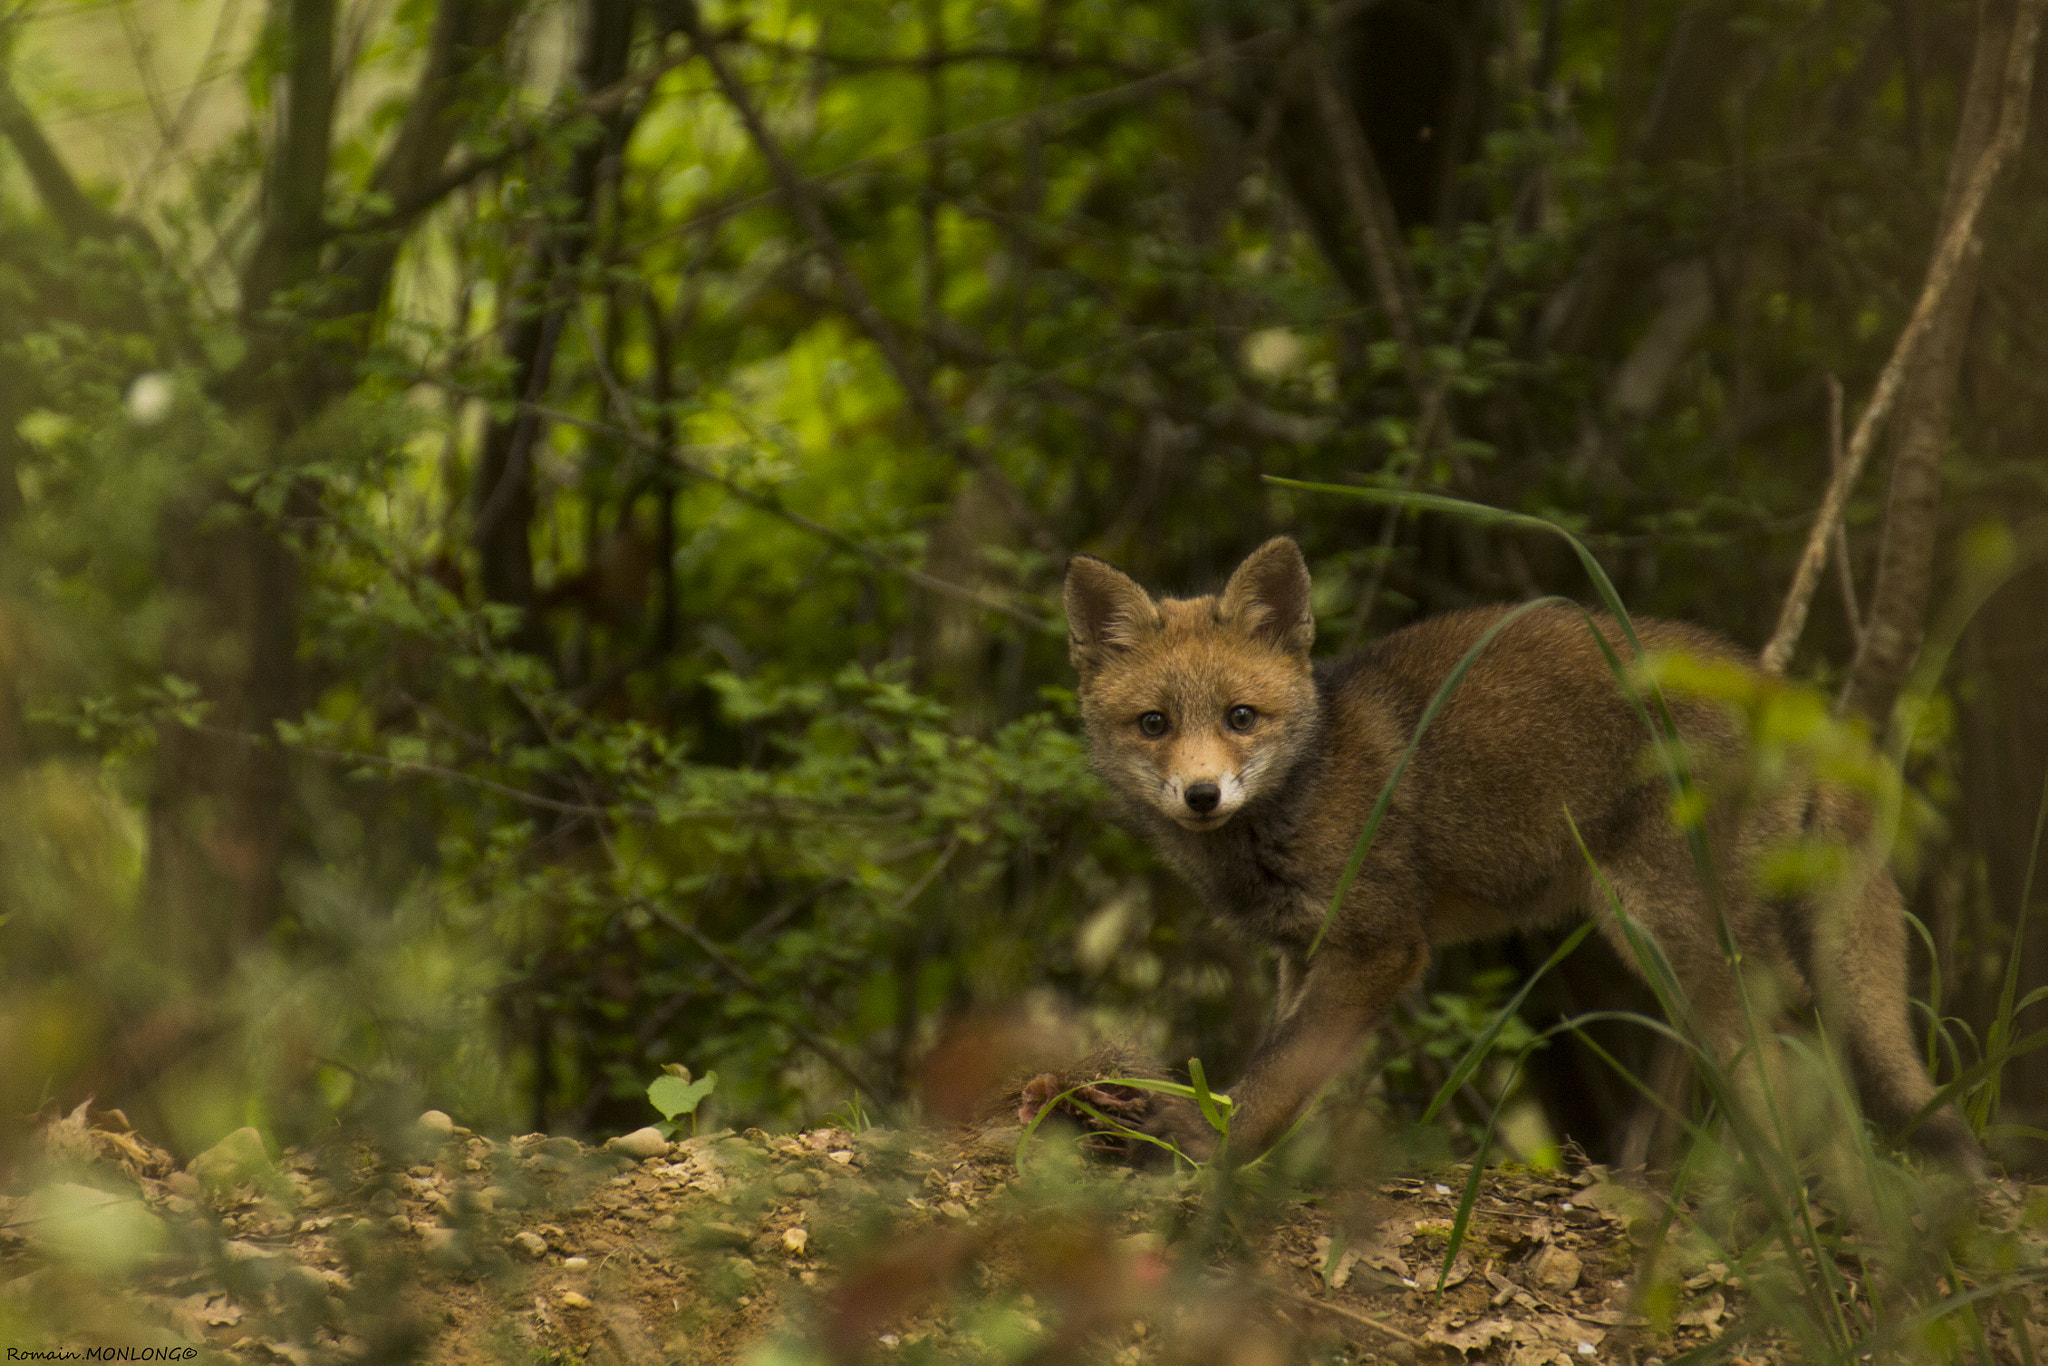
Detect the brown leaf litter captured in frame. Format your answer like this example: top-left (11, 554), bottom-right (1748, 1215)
top-left (4, 1101), bottom-right (2045, 1364)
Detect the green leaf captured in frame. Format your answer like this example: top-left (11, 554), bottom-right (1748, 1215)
top-left (648, 1071), bottom-right (717, 1121)
top-left (1188, 1056), bottom-right (1232, 1134)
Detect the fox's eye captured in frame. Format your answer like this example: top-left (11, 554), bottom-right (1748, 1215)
top-left (1138, 712), bottom-right (1169, 738)
top-left (1226, 705), bottom-right (1257, 732)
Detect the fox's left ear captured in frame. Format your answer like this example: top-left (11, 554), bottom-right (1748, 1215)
top-left (1221, 537), bottom-right (1315, 657)
top-left (1065, 554), bottom-right (1162, 675)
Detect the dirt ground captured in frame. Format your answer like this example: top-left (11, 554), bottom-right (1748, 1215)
top-left (5, 1103), bottom-right (2045, 1365)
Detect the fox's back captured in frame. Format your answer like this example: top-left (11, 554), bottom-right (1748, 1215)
top-left (1310, 604), bottom-right (1753, 934)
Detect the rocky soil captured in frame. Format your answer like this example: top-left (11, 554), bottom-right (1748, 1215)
top-left (5, 1103), bottom-right (2045, 1365)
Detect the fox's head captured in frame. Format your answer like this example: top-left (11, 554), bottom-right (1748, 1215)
top-left (1064, 537), bottom-right (1321, 832)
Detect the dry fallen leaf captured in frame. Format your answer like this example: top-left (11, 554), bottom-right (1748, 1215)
top-left (1415, 1250), bottom-right (1474, 1292)
top-left (1676, 1291), bottom-right (1726, 1330)
top-left (1429, 1315), bottom-right (1514, 1353)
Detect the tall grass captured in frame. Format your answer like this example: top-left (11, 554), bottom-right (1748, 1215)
top-left (1253, 480), bottom-right (2048, 1364)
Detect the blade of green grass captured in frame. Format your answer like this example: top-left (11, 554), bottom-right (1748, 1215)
top-left (1188, 1057), bottom-right (1230, 1134)
top-left (1981, 759), bottom-right (2048, 1129)
top-left (1420, 917), bottom-right (1597, 1123)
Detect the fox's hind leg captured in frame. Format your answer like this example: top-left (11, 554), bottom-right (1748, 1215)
top-left (1804, 861), bottom-right (1983, 1175)
top-left (1587, 849), bottom-right (1810, 1161)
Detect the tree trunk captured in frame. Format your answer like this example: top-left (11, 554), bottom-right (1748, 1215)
top-left (473, 0), bottom-right (641, 655)
top-left (1841, 0), bottom-right (2019, 724)
top-left (144, 0), bottom-right (337, 976)
top-left (143, 0), bottom-right (523, 978)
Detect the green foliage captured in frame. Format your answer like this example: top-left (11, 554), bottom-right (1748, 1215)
top-left (0, 0), bottom-right (2043, 1264)
top-left (649, 1065), bottom-right (718, 1136)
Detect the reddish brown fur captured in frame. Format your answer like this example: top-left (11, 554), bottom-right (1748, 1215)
top-left (1064, 538), bottom-right (1979, 1173)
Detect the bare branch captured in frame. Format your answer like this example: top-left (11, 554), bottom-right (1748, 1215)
top-left (0, 66), bottom-right (157, 253)
top-left (1825, 374), bottom-right (1863, 652)
top-left (1761, 0), bottom-right (2043, 679)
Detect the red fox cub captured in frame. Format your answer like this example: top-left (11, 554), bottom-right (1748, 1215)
top-left (1063, 536), bottom-right (1980, 1173)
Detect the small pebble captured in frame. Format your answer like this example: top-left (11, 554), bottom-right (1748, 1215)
top-left (607, 1127), bottom-right (671, 1160)
top-left (417, 1110), bottom-right (455, 1138)
top-left (562, 1256), bottom-right (590, 1271)
top-left (510, 1231), bottom-right (548, 1260)
top-left (783, 1226), bottom-right (809, 1254)
top-left (559, 1291), bottom-right (591, 1310)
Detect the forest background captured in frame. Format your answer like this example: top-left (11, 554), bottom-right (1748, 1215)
top-left (1, 0), bottom-right (2045, 1178)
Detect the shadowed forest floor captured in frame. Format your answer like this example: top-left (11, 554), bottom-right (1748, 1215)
top-left (8, 1105), bottom-right (2047, 1364)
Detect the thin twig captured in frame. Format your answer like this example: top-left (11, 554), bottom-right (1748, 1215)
top-left (422, 375), bottom-right (1056, 631)
top-left (1338, 182), bottom-right (1537, 654)
top-left (635, 898), bottom-right (892, 1107)
top-left (1760, 0), bottom-right (2044, 675)
top-left (633, 0), bottom-right (1382, 255)
top-left (682, 5), bottom-right (1058, 554)
top-left (1277, 1288), bottom-right (1426, 1346)
top-left (259, 731), bottom-right (615, 816)
top-left (334, 48), bottom-right (694, 242)
top-left (1825, 374), bottom-right (1863, 652)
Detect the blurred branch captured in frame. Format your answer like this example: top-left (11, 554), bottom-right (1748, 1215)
top-left (1825, 374), bottom-right (1863, 653)
top-left (239, 0), bottom-right (337, 316)
top-left (127, 0), bottom-right (250, 211)
top-left (471, 0), bottom-right (641, 653)
top-left (337, 37), bottom-right (679, 244)
top-left (681, 4), bottom-right (1060, 555)
top-left (636, 898), bottom-right (893, 1108)
top-left (424, 375), bottom-right (1057, 631)
top-left (1281, 1290), bottom-right (1426, 1347)
top-left (1337, 186), bottom-right (1535, 654)
top-left (736, 35), bottom-right (1146, 76)
top-left (284, 735), bottom-right (614, 816)
top-left (0, 65), bottom-right (157, 253)
top-left (1840, 0), bottom-right (2042, 717)
top-left (629, 0), bottom-right (1378, 257)
top-left (362, 0), bottom-right (523, 230)
top-left (1762, 0), bottom-right (2042, 679)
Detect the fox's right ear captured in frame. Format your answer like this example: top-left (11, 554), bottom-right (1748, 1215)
top-left (1064, 555), bottom-right (1160, 674)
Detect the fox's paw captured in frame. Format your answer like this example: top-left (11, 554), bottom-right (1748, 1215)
top-left (1017, 1073), bottom-right (1158, 1157)
top-left (1014, 1076), bottom-right (1219, 1165)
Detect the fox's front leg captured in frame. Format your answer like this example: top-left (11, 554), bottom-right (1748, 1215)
top-left (1219, 935), bottom-right (1429, 1161)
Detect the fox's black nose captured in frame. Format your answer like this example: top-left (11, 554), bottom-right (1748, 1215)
top-left (1185, 782), bottom-right (1221, 815)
